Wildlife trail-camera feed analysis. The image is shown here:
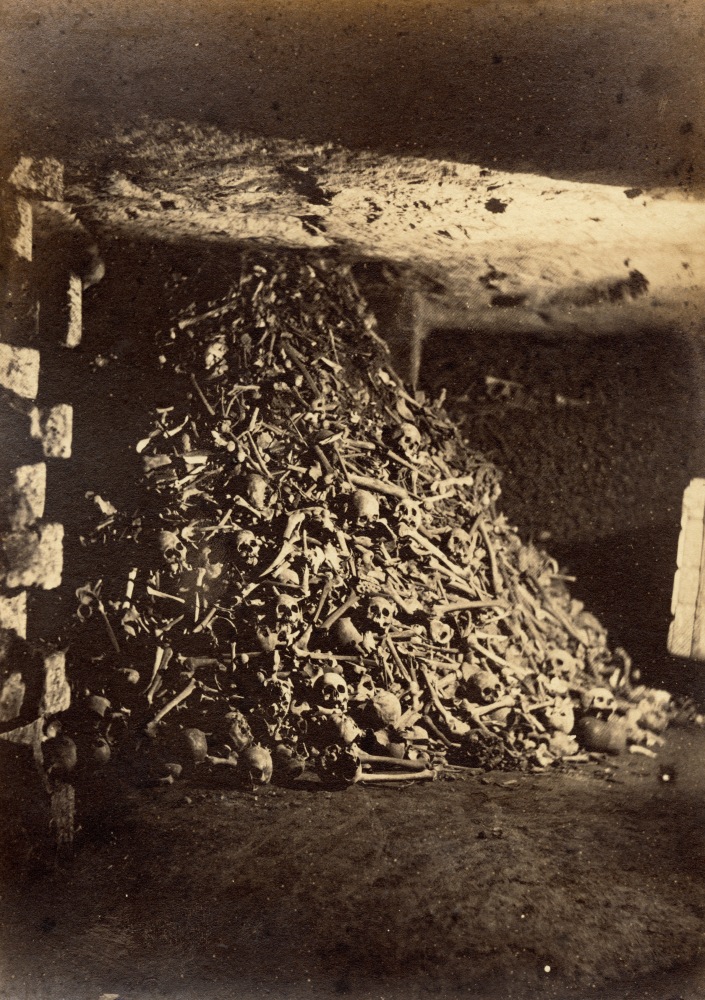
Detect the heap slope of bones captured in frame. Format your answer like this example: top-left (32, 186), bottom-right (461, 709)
top-left (59, 252), bottom-right (683, 789)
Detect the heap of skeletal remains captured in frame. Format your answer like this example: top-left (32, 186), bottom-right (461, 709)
top-left (54, 251), bottom-right (685, 789)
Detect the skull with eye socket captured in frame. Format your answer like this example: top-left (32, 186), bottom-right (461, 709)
top-left (582, 686), bottom-right (617, 720)
top-left (446, 527), bottom-right (473, 566)
top-left (240, 744), bottom-right (273, 786)
top-left (462, 668), bottom-right (504, 705)
top-left (234, 529), bottom-right (262, 567)
top-left (546, 648), bottom-right (579, 681)
top-left (317, 745), bottom-right (362, 789)
top-left (428, 618), bottom-right (453, 646)
top-left (353, 672), bottom-right (376, 704)
top-left (273, 594), bottom-right (303, 641)
top-left (261, 676), bottom-right (294, 730)
top-left (395, 422), bottom-right (423, 460)
top-left (349, 490), bottom-right (380, 533)
top-left (313, 671), bottom-right (350, 715)
top-left (158, 529), bottom-right (188, 570)
top-left (395, 497), bottom-right (424, 530)
top-left (542, 696), bottom-right (575, 735)
top-left (366, 595), bottom-right (396, 634)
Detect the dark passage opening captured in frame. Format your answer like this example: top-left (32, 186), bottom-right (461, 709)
top-left (420, 326), bottom-right (705, 698)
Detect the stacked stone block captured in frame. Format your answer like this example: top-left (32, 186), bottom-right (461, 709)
top-left (0, 157), bottom-right (78, 745)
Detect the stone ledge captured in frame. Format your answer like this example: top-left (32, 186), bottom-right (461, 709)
top-left (39, 650), bottom-right (70, 717)
top-left (0, 628), bottom-right (44, 733)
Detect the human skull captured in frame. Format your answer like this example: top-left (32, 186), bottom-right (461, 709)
top-left (314, 671), bottom-right (350, 714)
top-left (446, 527), bottom-right (473, 565)
top-left (429, 618), bottom-right (453, 646)
top-left (240, 744), bottom-right (273, 785)
top-left (275, 594), bottom-right (302, 627)
top-left (582, 687), bottom-right (617, 720)
top-left (354, 673), bottom-right (376, 703)
top-left (331, 714), bottom-right (364, 746)
top-left (262, 676), bottom-right (294, 725)
top-left (225, 709), bottom-right (254, 752)
top-left (396, 422), bottom-right (422, 459)
top-left (366, 596), bottom-right (395, 633)
top-left (158, 529), bottom-right (188, 566)
top-left (543, 697), bottom-right (575, 734)
top-left (370, 689), bottom-right (403, 728)
top-left (245, 473), bottom-right (268, 511)
top-left (349, 490), bottom-right (380, 530)
top-left (546, 648), bottom-right (579, 680)
top-left (395, 497), bottom-right (424, 529)
top-left (234, 529), bottom-right (261, 566)
top-left (317, 745), bottom-right (361, 788)
top-left (464, 668), bottom-right (504, 705)
top-left (546, 674), bottom-right (570, 696)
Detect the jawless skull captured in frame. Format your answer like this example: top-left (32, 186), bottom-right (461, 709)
top-left (349, 490), bottom-right (380, 531)
top-left (366, 596), bottom-right (396, 633)
top-left (234, 529), bottom-right (261, 566)
top-left (314, 671), bottom-right (350, 714)
top-left (446, 527), bottom-right (473, 565)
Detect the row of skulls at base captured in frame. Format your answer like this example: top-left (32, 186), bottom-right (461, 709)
top-left (58, 616), bottom-right (673, 792)
top-left (50, 654), bottom-right (672, 792)
top-left (210, 658), bottom-right (640, 768)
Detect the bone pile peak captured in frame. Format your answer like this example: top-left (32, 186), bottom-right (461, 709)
top-left (62, 251), bottom-right (683, 789)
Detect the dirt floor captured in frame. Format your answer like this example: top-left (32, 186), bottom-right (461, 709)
top-left (1, 228), bottom-right (703, 1000)
top-left (1, 728), bottom-right (704, 1000)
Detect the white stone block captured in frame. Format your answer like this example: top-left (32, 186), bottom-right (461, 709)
top-left (1, 522), bottom-right (64, 590)
top-left (66, 274), bottom-right (83, 347)
top-left (40, 650), bottom-right (71, 716)
top-left (30, 405), bottom-right (73, 459)
top-left (0, 463), bottom-right (46, 530)
top-left (0, 343), bottom-right (40, 399)
top-left (0, 592), bottom-right (27, 638)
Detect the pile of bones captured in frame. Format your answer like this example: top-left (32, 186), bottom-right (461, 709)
top-left (55, 251), bottom-right (687, 790)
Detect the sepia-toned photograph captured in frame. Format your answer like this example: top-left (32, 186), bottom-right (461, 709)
top-left (1, 2), bottom-right (704, 998)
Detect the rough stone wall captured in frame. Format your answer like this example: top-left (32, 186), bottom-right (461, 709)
top-left (0, 156), bottom-right (76, 746)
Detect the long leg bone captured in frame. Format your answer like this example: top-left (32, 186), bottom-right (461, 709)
top-left (321, 591), bottom-right (360, 630)
top-left (472, 695), bottom-right (516, 718)
top-left (400, 525), bottom-right (471, 580)
top-left (148, 678), bottom-right (198, 728)
top-left (355, 750), bottom-right (429, 771)
top-left (356, 769), bottom-right (436, 784)
top-left (384, 636), bottom-right (412, 683)
top-left (477, 519), bottom-right (504, 596)
top-left (349, 474), bottom-right (410, 500)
